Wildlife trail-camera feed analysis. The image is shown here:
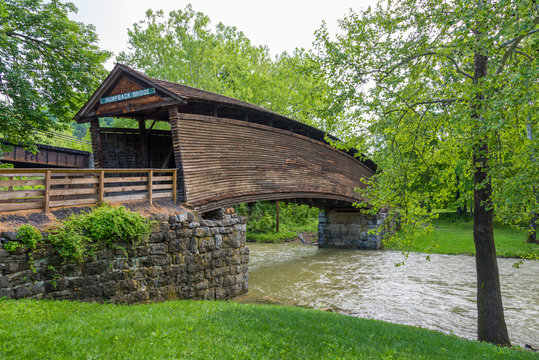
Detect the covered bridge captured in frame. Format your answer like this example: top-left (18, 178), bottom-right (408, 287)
top-left (74, 64), bottom-right (377, 215)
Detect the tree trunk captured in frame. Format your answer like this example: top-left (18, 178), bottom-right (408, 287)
top-left (528, 204), bottom-right (538, 244)
top-left (472, 53), bottom-right (511, 346)
top-left (526, 122), bottom-right (538, 244)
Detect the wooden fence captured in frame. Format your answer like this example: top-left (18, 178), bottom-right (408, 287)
top-left (0, 168), bottom-right (177, 212)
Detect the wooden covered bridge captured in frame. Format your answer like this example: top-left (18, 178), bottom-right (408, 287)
top-left (71, 64), bottom-right (376, 214)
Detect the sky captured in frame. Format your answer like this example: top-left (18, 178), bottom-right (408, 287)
top-left (69, 0), bottom-right (376, 70)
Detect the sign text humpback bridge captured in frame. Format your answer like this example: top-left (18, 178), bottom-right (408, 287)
top-left (75, 64), bottom-right (377, 213)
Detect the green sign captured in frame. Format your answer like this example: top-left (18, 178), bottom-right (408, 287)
top-left (100, 88), bottom-right (156, 104)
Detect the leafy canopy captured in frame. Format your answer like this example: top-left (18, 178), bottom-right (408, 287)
top-left (314, 0), bottom-right (538, 236)
top-left (118, 4), bottom-right (329, 128)
top-left (0, 0), bottom-right (109, 153)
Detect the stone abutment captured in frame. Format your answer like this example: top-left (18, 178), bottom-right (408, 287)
top-left (0, 211), bottom-right (249, 303)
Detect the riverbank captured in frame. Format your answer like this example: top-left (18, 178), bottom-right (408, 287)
top-left (386, 214), bottom-right (539, 259)
top-left (245, 210), bottom-right (538, 259)
top-left (0, 299), bottom-right (536, 359)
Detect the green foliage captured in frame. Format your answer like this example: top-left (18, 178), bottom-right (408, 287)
top-left (313, 0), bottom-right (538, 232)
top-left (235, 201), bottom-right (319, 243)
top-left (2, 241), bottom-right (21, 253)
top-left (48, 204), bottom-right (152, 262)
top-left (15, 224), bottom-right (41, 251)
top-left (117, 5), bottom-right (329, 129)
top-left (0, 0), bottom-right (110, 154)
top-left (0, 299), bottom-right (535, 359)
top-left (3, 224), bottom-right (41, 253)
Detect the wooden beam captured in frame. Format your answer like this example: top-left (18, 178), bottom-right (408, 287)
top-left (148, 169), bottom-right (153, 205)
top-left (99, 170), bottom-right (105, 203)
top-left (44, 170), bottom-right (51, 213)
top-left (168, 106), bottom-right (186, 202)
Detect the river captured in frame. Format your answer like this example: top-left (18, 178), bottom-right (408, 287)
top-left (235, 243), bottom-right (539, 347)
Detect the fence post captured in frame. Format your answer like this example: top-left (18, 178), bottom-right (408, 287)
top-left (148, 169), bottom-right (153, 205)
top-left (44, 170), bottom-right (51, 213)
top-left (172, 169), bottom-right (177, 203)
top-left (99, 170), bottom-right (105, 203)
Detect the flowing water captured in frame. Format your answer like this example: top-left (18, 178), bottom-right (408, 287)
top-left (235, 243), bottom-right (539, 347)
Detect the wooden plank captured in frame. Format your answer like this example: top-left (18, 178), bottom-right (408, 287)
top-left (172, 169), bottom-right (177, 203)
top-left (50, 177), bottom-right (99, 185)
top-left (0, 201), bottom-right (44, 212)
top-left (44, 170), bottom-right (51, 213)
top-left (49, 198), bottom-right (98, 208)
top-left (153, 191), bottom-right (173, 199)
top-left (148, 170), bottom-right (153, 205)
top-left (50, 188), bottom-right (98, 196)
top-left (104, 176), bottom-right (148, 183)
top-left (104, 185), bottom-right (149, 193)
top-left (105, 193), bottom-right (148, 202)
top-left (0, 173), bottom-right (45, 178)
top-left (0, 179), bottom-right (45, 187)
top-left (99, 170), bottom-right (105, 203)
top-left (0, 190), bottom-right (44, 200)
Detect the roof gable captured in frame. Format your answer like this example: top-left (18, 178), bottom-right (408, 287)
top-left (74, 64), bottom-right (186, 123)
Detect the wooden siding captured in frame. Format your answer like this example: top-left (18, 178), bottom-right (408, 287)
top-left (176, 114), bottom-right (374, 211)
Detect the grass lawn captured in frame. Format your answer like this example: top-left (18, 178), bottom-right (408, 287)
top-left (0, 299), bottom-right (536, 359)
top-left (386, 214), bottom-right (539, 259)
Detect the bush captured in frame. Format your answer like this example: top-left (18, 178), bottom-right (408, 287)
top-left (48, 204), bottom-right (152, 262)
top-left (3, 224), bottom-right (42, 253)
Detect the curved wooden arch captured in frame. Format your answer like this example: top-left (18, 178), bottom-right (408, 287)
top-left (175, 113), bottom-right (374, 212)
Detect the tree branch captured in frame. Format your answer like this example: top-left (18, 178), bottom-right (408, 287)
top-left (445, 55), bottom-right (473, 80)
top-left (497, 16), bottom-right (539, 74)
top-left (515, 50), bottom-right (533, 61)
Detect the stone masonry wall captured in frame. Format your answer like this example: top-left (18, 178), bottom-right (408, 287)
top-left (318, 209), bottom-right (387, 249)
top-left (0, 211), bottom-right (249, 303)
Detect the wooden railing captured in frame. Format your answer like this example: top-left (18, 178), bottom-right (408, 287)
top-left (0, 168), bottom-right (177, 212)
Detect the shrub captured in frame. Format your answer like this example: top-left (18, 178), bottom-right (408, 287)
top-left (48, 204), bottom-right (152, 262)
top-left (3, 224), bottom-right (42, 253)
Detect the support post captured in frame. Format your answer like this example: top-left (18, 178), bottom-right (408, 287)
top-left (44, 170), bottom-right (50, 213)
top-left (89, 118), bottom-right (102, 168)
top-left (99, 170), bottom-right (105, 203)
top-left (168, 106), bottom-right (186, 202)
top-left (172, 169), bottom-right (177, 203)
top-left (148, 169), bottom-right (153, 205)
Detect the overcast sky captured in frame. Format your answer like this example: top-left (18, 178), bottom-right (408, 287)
top-left (69, 0), bottom-right (376, 70)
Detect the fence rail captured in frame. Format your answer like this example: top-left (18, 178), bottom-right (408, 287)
top-left (0, 168), bottom-right (177, 212)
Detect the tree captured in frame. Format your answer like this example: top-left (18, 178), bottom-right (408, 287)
top-left (118, 4), bottom-right (330, 128)
top-left (314, 0), bottom-right (538, 346)
top-left (0, 0), bottom-right (109, 153)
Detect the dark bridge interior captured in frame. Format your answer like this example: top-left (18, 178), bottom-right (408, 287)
top-left (74, 64), bottom-right (376, 213)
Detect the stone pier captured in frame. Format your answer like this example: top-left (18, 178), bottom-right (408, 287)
top-left (318, 209), bottom-right (387, 249)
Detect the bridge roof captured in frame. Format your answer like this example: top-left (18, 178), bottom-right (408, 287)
top-left (74, 63), bottom-right (376, 172)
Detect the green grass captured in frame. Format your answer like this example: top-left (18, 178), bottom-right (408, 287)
top-left (0, 299), bottom-right (536, 359)
top-left (387, 213), bottom-right (539, 258)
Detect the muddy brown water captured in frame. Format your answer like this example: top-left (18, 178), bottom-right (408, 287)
top-left (235, 243), bottom-right (539, 347)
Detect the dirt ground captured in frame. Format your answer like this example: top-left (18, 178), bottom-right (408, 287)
top-left (0, 199), bottom-right (187, 232)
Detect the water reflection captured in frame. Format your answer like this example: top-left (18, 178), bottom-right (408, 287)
top-left (235, 243), bottom-right (539, 347)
